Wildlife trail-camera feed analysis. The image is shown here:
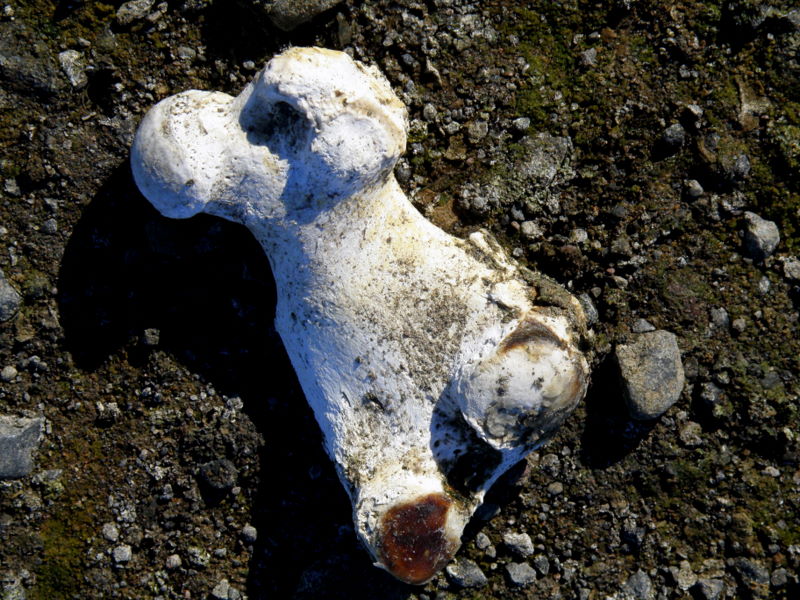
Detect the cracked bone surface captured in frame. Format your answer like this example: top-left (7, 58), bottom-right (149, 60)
top-left (131, 47), bottom-right (590, 584)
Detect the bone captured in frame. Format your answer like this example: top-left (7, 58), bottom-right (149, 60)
top-left (131, 47), bottom-right (590, 584)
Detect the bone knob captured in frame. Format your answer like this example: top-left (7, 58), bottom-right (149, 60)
top-left (131, 47), bottom-right (590, 584)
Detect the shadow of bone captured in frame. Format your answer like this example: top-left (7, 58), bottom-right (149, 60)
top-left (57, 163), bottom-right (408, 598)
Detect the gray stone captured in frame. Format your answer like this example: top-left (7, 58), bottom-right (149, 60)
top-left (102, 522), bottom-right (120, 542)
top-left (579, 47), bottom-right (598, 67)
top-left (679, 421), bottom-right (703, 447)
top-left (475, 532), bottom-right (492, 550)
top-left (0, 270), bottom-right (21, 322)
top-left (622, 569), bottom-right (654, 600)
top-left (743, 211), bottom-right (780, 260)
top-left (0, 416), bottom-right (44, 479)
top-left (506, 562), bottom-right (536, 587)
top-left (142, 328), bottom-right (160, 347)
top-left (57, 50), bottom-right (87, 89)
top-left (112, 544), bottom-right (132, 564)
top-left (116, 0), bottom-right (156, 25)
top-left (662, 123), bottom-right (685, 149)
top-left (210, 579), bottom-right (229, 600)
top-left (0, 572), bottom-right (26, 600)
top-left (240, 524), bottom-right (257, 543)
top-left (187, 546), bottom-right (210, 568)
top-left (445, 557), bottom-right (488, 588)
top-left (0, 365), bottom-right (17, 382)
top-left (694, 578), bottom-right (725, 600)
top-left (198, 458), bottom-right (238, 491)
top-left (165, 554), bottom-right (181, 570)
top-left (631, 318), bottom-right (656, 333)
top-left (783, 257), bottom-right (800, 281)
top-left (254, 0), bottom-right (345, 31)
top-left (532, 555), bottom-right (550, 576)
top-left (733, 557), bottom-right (769, 585)
top-left (502, 531), bottom-right (534, 557)
top-left (616, 330), bottom-right (685, 420)
top-left (685, 179), bottom-right (704, 198)
top-left (771, 567), bottom-right (788, 588)
top-left (512, 117), bottom-right (531, 131)
top-left (0, 21), bottom-right (67, 96)
top-left (710, 307), bottom-right (730, 330)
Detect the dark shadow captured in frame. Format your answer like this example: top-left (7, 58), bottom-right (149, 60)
top-left (579, 355), bottom-right (657, 469)
top-left (57, 163), bottom-right (412, 599)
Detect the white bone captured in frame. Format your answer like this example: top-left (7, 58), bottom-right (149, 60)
top-left (131, 47), bottom-right (590, 584)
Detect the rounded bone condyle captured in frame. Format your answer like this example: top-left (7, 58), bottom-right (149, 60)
top-left (130, 46), bottom-right (590, 583)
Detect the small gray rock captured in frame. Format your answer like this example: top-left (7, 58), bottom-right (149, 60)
top-left (685, 179), bottom-right (704, 198)
top-left (0, 270), bottom-right (22, 322)
top-left (631, 318), bottom-right (656, 333)
top-left (512, 117), bottom-right (531, 131)
top-left (198, 458), bottom-right (238, 491)
top-left (57, 50), bottom-right (88, 88)
top-left (445, 557), bottom-right (488, 588)
top-left (475, 532), bottom-right (492, 550)
top-left (254, 0), bottom-right (344, 31)
top-left (0, 416), bottom-right (44, 479)
top-left (662, 123), bottom-right (686, 149)
top-left (694, 578), bottom-right (725, 600)
top-left (532, 555), bottom-right (550, 576)
top-left (783, 257), bottom-right (800, 281)
top-left (210, 579), bottom-right (230, 600)
top-left (743, 211), bottom-right (780, 260)
top-left (116, 0), bottom-right (156, 25)
top-left (506, 562), bottom-right (537, 587)
top-left (165, 554), bottom-right (182, 570)
top-left (679, 421), bottom-right (703, 447)
top-left (710, 307), bottom-right (730, 330)
top-left (733, 557), bottom-right (770, 585)
top-left (102, 522), bottom-right (120, 542)
top-left (241, 524), bottom-right (257, 543)
top-left (616, 330), bottom-right (685, 420)
top-left (579, 47), bottom-right (598, 67)
top-left (502, 531), bottom-right (534, 557)
top-left (187, 546), bottom-right (210, 568)
top-left (112, 544), bottom-right (132, 564)
top-left (622, 569), bottom-right (654, 600)
top-left (0, 365), bottom-right (18, 382)
top-left (142, 328), bottom-right (160, 347)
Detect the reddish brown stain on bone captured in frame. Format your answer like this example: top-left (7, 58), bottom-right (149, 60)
top-left (499, 317), bottom-right (567, 354)
top-left (378, 493), bottom-right (455, 584)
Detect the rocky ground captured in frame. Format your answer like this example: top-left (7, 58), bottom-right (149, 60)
top-left (1, 1), bottom-right (799, 599)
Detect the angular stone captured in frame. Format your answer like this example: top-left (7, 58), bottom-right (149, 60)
top-left (743, 211), bottom-right (780, 260)
top-left (506, 561), bottom-right (536, 587)
top-left (445, 558), bottom-right (488, 588)
top-left (0, 415), bottom-right (44, 479)
top-left (616, 330), bottom-right (685, 420)
top-left (0, 270), bottom-right (21, 323)
top-left (252, 0), bottom-right (344, 31)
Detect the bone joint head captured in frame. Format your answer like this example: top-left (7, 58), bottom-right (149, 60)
top-left (131, 46), bottom-right (590, 584)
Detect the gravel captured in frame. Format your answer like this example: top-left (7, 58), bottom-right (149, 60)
top-left (616, 330), bottom-right (685, 420)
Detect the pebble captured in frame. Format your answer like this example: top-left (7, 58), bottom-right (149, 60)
top-left (198, 458), bottom-right (238, 491)
top-left (579, 47), bottom-right (598, 67)
top-left (709, 307), bottom-right (730, 330)
top-left (0, 365), bottom-right (17, 382)
top-left (112, 544), bottom-right (132, 564)
top-left (210, 579), bottom-right (230, 600)
top-left (532, 555), bottom-right (550, 576)
top-left (622, 569), bottom-right (654, 600)
top-left (102, 522), bottom-right (120, 542)
top-left (142, 328), bottom-right (160, 347)
top-left (165, 554), bottom-right (182, 570)
top-left (616, 330), bottom-right (685, 420)
top-left (256, 0), bottom-right (345, 31)
top-left (116, 0), bottom-right (155, 25)
top-left (0, 415), bottom-right (44, 479)
top-left (661, 123), bottom-right (685, 150)
top-left (671, 560), bottom-right (697, 590)
top-left (0, 269), bottom-right (22, 322)
top-left (240, 524), bottom-right (257, 543)
top-left (547, 481), bottom-right (564, 495)
top-left (520, 220), bottom-right (542, 239)
top-left (444, 557), bottom-right (488, 588)
top-left (694, 578), bottom-right (725, 600)
top-left (467, 120), bottom-right (489, 142)
top-left (685, 179), bottom-right (704, 198)
top-left (679, 421), bottom-right (703, 447)
top-left (631, 318), bottom-right (656, 333)
top-left (506, 561), bottom-right (537, 586)
top-left (187, 546), bottom-right (210, 568)
top-left (783, 257), bottom-right (800, 281)
top-left (743, 211), bottom-right (780, 260)
top-left (512, 117), bottom-right (531, 131)
top-left (502, 531), bottom-right (534, 557)
top-left (57, 49), bottom-right (88, 88)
